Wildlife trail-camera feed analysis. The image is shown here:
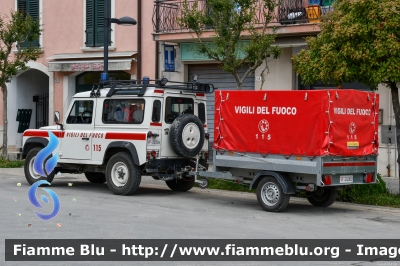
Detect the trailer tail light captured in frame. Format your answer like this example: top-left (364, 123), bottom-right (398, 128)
top-left (364, 173), bottom-right (374, 183)
top-left (150, 150), bottom-right (157, 158)
top-left (322, 175), bottom-right (332, 185)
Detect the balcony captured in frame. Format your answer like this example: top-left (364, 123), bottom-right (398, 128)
top-left (152, 0), bottom-right (333, 34)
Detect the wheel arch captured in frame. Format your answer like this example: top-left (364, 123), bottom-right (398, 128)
top-left (22, 138), bottom-right (48, 159)
top-left (250, 171), bottom-right (296, 194)
top-left (103, 141), bottom-right (140, 166)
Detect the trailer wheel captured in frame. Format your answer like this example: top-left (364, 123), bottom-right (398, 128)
top-left (106, 152), bottom-right (141, 195)
top-left (169, 114), bottom-right (205, 158)
top-left (85, 172), bottom-right (106, 184)
top-left (198, 177), bottom-right (208, 189)
top-left (24, 147), bottom-right (55, 185)
top-left (307, 187), bottom-right (338, 207)
top-left (166, 177), bottom-right (195, 192)
top-left (257, 176), bottom-right (290, 212)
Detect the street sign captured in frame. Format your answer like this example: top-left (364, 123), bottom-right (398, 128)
top-left (164, 45), bottom-right (175, 72)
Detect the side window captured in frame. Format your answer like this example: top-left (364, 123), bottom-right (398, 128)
top-left (165, 97), bottom-right (194, 123)
top-left (17, 0), bottom-right (40, 48)
top-left (152, 100), bottom-right (161, 122)
top-left (198, 103), bottom-right (206, 124)
top-left (103, 99), bottom-right (145, 124)
top-left (66, 100), bottom-right (94, 124)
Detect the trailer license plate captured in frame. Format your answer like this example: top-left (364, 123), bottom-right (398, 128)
top-left (340, 175), bottom-right (353, 183)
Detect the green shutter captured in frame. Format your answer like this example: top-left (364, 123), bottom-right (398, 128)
top-left (86, 0), bottom-right (95, 47)
top-left (94, 0), bottom-right (111, 47)
top-left (17, 0), bottom-right (27, 15)
top-left (28, 0), bottom-right (39, 47)
top-left (18, 0), bottom-right (40, 48)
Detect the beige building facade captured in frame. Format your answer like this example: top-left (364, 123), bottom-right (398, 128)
top-left (0, 0), bottom-right (156, 153)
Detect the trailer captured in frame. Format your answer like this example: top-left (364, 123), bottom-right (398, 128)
top-left (192, 89), bottom-right (379, 212)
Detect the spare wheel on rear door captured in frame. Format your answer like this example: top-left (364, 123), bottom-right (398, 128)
top-left (169, 114), bottom-right (205, 158)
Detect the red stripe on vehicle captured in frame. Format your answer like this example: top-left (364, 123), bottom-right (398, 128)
top-left (105, 132), bottom-right (147, 140)
top-left (23, 130), bottom-right (65, 138)
top-left (150, 122), bottom-right (162, 127)
top-left (154, 89), bottom-right (164, 94)
top-left (196, 93), bottom-right (205, 97)
top-left (323, 162), bottom-right (376, 167)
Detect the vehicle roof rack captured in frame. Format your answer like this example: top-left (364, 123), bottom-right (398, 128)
top-left (91, 78), bottom-right (215, 97)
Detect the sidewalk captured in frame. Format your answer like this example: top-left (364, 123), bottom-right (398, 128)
top-left (381, 175), bottom-right (399, 194)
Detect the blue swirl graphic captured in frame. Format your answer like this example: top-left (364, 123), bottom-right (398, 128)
top-left (33, 131), bottom-right (59, 177)
top-left (28, 180), bottom-right (60, 220)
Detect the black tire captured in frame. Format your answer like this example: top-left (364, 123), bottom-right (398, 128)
top-left (85, 172), bottom-right (106, 183)
top-left (307, 187), bottom-right (338, 207)
top-left (24, 147), bottom-right (55, 185)
top-left (198, 177), bottom-right (209, 189)
top-left (169, 114), bottom-right (205, 158)
top-left (166, 177), bottom-right (195, 192)
top-left (256, 176), bottom-right (290, 212)
top-left (105, 152), bottom-right (141, 195)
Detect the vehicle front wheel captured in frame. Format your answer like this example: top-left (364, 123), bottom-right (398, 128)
top-left (256, 176), bottom-right (290, 212)
top-left (166, 177), bottom-right (195, 192)
top-left (24, 147), bottom-right (55, 185)
top-left (307, 187), bottom-right (338, 207)
top-left (106, 152), bottom-right (141, 195)
top-left (85, 172), bottom-right (106, 183)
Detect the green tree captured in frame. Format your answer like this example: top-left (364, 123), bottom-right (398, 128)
top-left (0, 11), bottom-right (42, 158)
top-left (292, 0), bottom-right (400, 176)
top-left (179, 0), bottom-right (281, 90)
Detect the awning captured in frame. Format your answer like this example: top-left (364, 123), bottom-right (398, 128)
top-left (47, 51), bottom-right (137, 72)
top-left (48, 59), bottom-right (134, 72)
top-left (47, 51), bottom-right (137, 60)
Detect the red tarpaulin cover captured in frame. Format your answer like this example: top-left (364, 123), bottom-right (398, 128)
top-left (213, 90), bottom-right (379, 157)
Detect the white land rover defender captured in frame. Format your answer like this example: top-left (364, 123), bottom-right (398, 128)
top-left (22, 78), bottom-right (213, 195)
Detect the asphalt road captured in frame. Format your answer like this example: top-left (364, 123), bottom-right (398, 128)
top-left (1, 168), bottom-right (400, 266)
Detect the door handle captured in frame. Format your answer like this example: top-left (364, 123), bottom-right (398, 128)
top-left (82, 137), bottom-right (89, 140)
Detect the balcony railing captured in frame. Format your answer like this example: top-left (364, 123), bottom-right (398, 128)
top-left (152, 0), bottom-right (333, 33)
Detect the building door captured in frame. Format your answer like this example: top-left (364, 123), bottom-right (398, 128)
top-left (188, 64), bottom-right (255, 161)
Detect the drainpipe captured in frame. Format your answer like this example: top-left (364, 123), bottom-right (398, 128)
top-left (155, 0), bottom-right (160, 79)
top-left (388, 94), bottom-right (392, 177)
top-left (137, 0), bottom-right (142, 80)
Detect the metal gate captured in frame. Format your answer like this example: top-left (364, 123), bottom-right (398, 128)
top-left (35, 93), bottom-right (49, 129)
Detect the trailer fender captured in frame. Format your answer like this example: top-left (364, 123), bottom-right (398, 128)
top-left (250, 171), bottom-right (296, 194)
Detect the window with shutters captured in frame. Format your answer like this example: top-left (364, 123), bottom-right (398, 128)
top-left (86, 0), bottom-right (111, 47)
top-left (17, 0), bottom-right (40, 48)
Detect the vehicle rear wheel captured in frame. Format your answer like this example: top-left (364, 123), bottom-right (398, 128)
top-left (85, 172), bottom-right (106, 184)
top-left (307, 187), bottom-right (338, 207)
top-left (256, 176), bottom-right (290, 212)
top-left (24, 147), bottom-right (55, 185)
top-left (166, 177), bottom-right (195, 192)
top-left (106, 152), bottom-right (141, 195)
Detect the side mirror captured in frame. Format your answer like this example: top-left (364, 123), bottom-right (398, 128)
top-left (54, 111), bottom-right (63, 130)
top-left (54, 111), bottom-right (60, 123)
